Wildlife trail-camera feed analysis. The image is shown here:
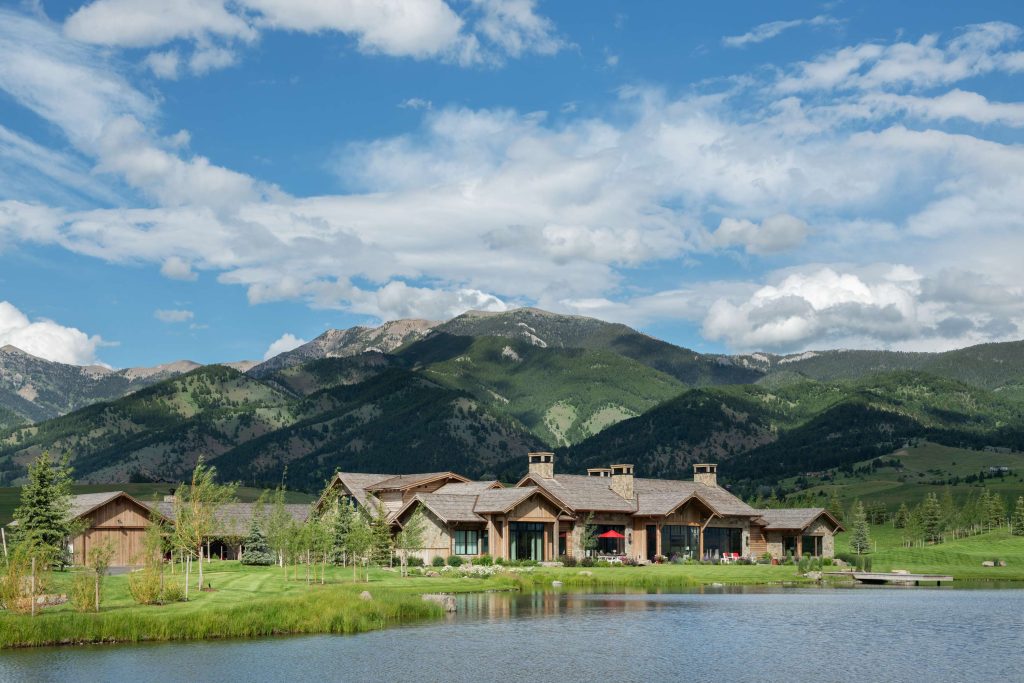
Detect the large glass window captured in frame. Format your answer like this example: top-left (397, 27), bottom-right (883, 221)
top-left (661, 525), bottom-right (699, 560)
top-left (703, 527), bottom-right (742, 558)
top-left (801, 535), bottom-right (822, 557)
top-left (509, 522), bottom-right (545, 561)
top-left (454, 530), bottom-right (479, 555)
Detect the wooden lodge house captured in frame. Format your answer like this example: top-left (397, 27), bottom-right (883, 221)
top-left (5, 453), bottom-right (841, 568)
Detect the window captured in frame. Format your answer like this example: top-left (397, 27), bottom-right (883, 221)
top-left (509, 522), bottom-right (545, 561)
top-left (482, 530), bottom-right (489, 555)
top-left (661, 525), bottom-right (699, 559)
top-left (454, 530), bottom-right (479, 555)
top-left (703, 527), bottom-right (742, 558)
top-left (802, 535), bottom-right (822, 557)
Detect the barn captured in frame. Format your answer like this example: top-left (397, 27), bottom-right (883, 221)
top-left (67, 491), bottom-right (169, 567)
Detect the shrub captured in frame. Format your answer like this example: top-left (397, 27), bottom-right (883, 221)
top-left (405, 556), bottom-right (424, 567)
top-left (70, 572), bottom-right (94, 612)
top-left (559, 555), bottom-right (577, 567)
top-left (863, 557), bottom-right (872, 572)
top-left (162, 581), bottom-right (185, 603)
top-left (431, 556), bottom-right (445, 567)
top-left (579, 557), bottom-right (595, 567)
top-left (475, 554), bottom-right (493, 566)
top-left (823, 558), bottom-right (833, 566)
top-left (595, 560), bottom-right (611, 568)
top-left (446, 555), bottom-right (463, 567)
top-left (128, 570), bottom-right (163, 605)
top-left (621, 557), bottom-right (639, 566)
top-left (798, 556), bottom-right (809, 573)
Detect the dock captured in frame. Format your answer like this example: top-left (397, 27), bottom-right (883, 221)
top-left (825, 571), bottom-right (953, 585)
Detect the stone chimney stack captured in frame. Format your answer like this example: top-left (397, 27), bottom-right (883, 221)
top-left (610, 464), bottom-right (634, 500)
top-left (693, 463), bottom-right (718, 487)
top-left (528, 452), bottom-right (555, 479)
top-left (587, 468), bottom-right (612, 478)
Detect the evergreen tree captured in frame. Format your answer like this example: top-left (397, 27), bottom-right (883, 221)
top-left (332, 497), bottom-right (355, 565)
top-left (367, 499), bottom-right (394, 566)
top-left (920, 492), bottom-right (944, 544)
top-left (976, 489), bottom-right (992, 528)
top-left (827, 491), bottom-right (844, 523)
top-left (849, 500), bottom-right (872, 555)
top-left (986, 492), bottom-right (1007, 530)
top-left (1011, 497), bottom-right (1024, 537)
top-left (940, 487), bottom-right (956, 527)
top-left (240, 518), bottom-right (274, 566)
top-left (894, 502), bottom-right (911, 529)
top-left (13, 452), bottom-right (77, 566)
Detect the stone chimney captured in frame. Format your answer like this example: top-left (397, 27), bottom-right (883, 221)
top-left (693, 463), bottom-right (718, 487)
top-left (610, 464), bottom-right (634, 500)
top-left (528, 452), bottom-right (555, 479)
top-left (587, 467), bottom-right (612, 478)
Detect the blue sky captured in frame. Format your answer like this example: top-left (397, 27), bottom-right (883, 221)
top-left (1, 0), bottom-right (1024, 368)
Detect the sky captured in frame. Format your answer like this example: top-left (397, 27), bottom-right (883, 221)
top-left (1, 0), bottom-right (1024, 368)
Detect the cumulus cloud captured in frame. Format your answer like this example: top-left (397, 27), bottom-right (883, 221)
top-left (160, 256), bottom-right (198, 281)
top-left (62, 0), bottom-right (562, 74)
top-left (0, 301), bottom-right (104, 365)
top-left (154, 308), bottom-right (194, 323)
top-left (263, 333), bottom-right (306, 360)
top-left (350, 281), bottom-right (510, 321)
top-left (713, 214), bottom-right (810, 254)
top-left (722, 15), bottom-right (837, 48)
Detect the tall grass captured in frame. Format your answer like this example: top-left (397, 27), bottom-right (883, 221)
top-left (0, 586), bottom-right (441, 649)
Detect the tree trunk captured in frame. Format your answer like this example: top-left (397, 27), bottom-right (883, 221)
top-left (184, 554), bottom-right (191, 601)
top-left (197, 544), bottom-right (204, 591)
top-left (94, 571), bottom-right (100, 612)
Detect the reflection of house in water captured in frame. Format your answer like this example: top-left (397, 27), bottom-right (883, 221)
top-left (321, 453), bottom-right (844, 563)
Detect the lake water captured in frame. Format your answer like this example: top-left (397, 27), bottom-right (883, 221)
top-left (2, 586), bottom-right (1023, 682)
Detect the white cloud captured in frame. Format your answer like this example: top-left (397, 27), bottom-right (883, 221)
top-left (0, 300), bottom-right (105, 365)
top-left (160, 256), bottom-right (198, 281)
top-left (399, 97), bottom-right (432, 110)
top-left (143, 50), bottom-right (181, 79)
top-left (349, 281), bottom-right (510, 321)
top-left (61, 0), bottom-right (563, 74)
top-left (713, 214), bottom-right (810, 254)
top-left (723, 15), bottom-right (837, 48)
top-left (263, 332), bottom-right (306, 360)
top-left (154, 308), bottom-right (194, 323)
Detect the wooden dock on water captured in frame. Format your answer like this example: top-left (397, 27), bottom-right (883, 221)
top-left (825, 571), bottom-right (953, 585)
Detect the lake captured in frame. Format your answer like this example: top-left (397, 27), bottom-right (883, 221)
top-left (2, 586), bottom-right (1023, 682)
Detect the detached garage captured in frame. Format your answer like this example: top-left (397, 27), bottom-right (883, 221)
top-left (67, 492), bottom-right (168, 567)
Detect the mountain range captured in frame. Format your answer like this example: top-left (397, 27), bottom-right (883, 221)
top-left (1, 307), bottom-right (1022, 493)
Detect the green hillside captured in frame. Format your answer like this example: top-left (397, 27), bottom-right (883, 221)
top-left (563, 372), bottom-right (1024, 491)
top-left (400, 334), bottom-right (686, 446)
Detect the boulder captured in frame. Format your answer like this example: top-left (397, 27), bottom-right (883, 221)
top-left (551, 580), bottom-right (563, 587)
top-left (999, 560), bottom-right (1007, 567)
top-left (425, 570), bottom-right (440, 577)
top-left (804, 571), bottom-right (822, 581)
top-left (359, 591), bottom-right (373, 600)
top-left (981, 561), bottom-right (995, 567)
top-left (422, 593), bottom-right (457, 612)
top-left (578, 570), bottom-right (593, 576)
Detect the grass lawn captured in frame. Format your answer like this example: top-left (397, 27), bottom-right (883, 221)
top-left (835, 523), bottom-right (1024, 580)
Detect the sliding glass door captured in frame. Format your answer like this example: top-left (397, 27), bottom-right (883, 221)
top-left (509, 522), bottom-right (545, 561)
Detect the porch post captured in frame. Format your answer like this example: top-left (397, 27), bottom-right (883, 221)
top-left (553, 517), bottom-right (560, 560)
top-left (655, 521), bottom-right (662, 557)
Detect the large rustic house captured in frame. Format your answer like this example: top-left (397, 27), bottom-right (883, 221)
top-left (324, 453), bottom-right (844, 564)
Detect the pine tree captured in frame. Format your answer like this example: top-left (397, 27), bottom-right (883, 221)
top-left (986, 492), bottom-right (1007, 530)
top-left (240, 518), bottom-right (274, 566)
top-left (331, 497), bottom-right (354, 565)
top-left (13, 452), bottom-right (77, 566)
top-left (1011, 497), bottom-right (1024, 537)
top-left (976, 489), bottom-right (992, 528)
top-left (367, 500), bottom-right (393, 567)
top-left (940, 487), bottom-right (956, 527)
top-left (920, 492), bottom-right (944, 544)
top-left (827, 491), bottom-right (844, 523)
top-left (849, 501), bottom-right (872, 555)
top-left (894, 502), bottom-right (910, 529)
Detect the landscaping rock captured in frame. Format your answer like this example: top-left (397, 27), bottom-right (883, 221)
top-left (999, 561), bottom-right (1007, 567)
top-left (422, 594), bottom-right (457, 612)
top-left (425, 570), bottom-right (440, 577)
top-left (833, 559), bottom-right (848, 567)
top-left (359, 591), bottom-right (373, 600)
top-left (982, 561), bottom-right (995, 567)
top-left (804, 571), bottom-right (822, 581)
top-left (578, 570), bottom-right (593, 576)
top-left (551, 580), bottom-right (563, 587)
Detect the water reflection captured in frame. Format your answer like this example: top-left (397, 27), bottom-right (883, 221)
top-left (3, 587), bottom-right (1024, 683)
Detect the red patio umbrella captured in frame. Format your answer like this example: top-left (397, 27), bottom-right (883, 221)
top-left (597, 529), bottom-right (626, 539)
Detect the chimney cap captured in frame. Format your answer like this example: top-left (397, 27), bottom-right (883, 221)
top-left (610, 463), bottom-right (634, 474)
top-left (528, 451), bottom-right (554, 463)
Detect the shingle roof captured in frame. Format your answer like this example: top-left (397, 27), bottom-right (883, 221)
top-left (434, 481), bottom-right (502, 494)
top-left (472, 487), bottom-right (546, 514)
top-left (367, 472), bottom-right (468, 491)
top-left (327, 472), bottom-right (394, 512)
top-left (523, 474), bottom-right (636, 512)
top-left (633, 478), bottom-right (758, 517)
top-left (756, 508), bottom-right (842, 531)
top-left (68, 492), bottom-right (128, 518)
top-left (409, 493), bottom-right (484, 523)
top-left (152, 501), bottom-right (309, 537)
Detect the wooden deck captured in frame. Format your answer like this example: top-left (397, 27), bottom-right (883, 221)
top-left (826, 571), bottom-right (953, 585)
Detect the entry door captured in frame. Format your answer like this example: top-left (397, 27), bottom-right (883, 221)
top-left (646, 525), bottom-right (657, 560)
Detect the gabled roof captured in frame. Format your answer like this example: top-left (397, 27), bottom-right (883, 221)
top-left (756, 508), bottom-right (844, 532)
top-left (317, 472), bottom-right (393, 513)
top-left (433, 480), bottom-right (503, 494)
top-left (633, 478), bottom-right (758, 517)
top-left (367, 472), bottom-right (470, 492)
top-left (152, 501), bottom-right (309, 536)
top-left (633, 491), bottom-right (720, 518)
top-left (396, 493), bottom-right (484, 524)
top-left (472, 486), bottom-right (571, 514)
top-left (517, 474), bottom-right (635, 512)
top-left (72, 491), bottom-right (171, 523)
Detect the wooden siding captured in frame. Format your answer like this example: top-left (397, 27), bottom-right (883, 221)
top-left (749, 525), bottom-right (767, 557)
top-left (71, 494), bottom-right (158, 567)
